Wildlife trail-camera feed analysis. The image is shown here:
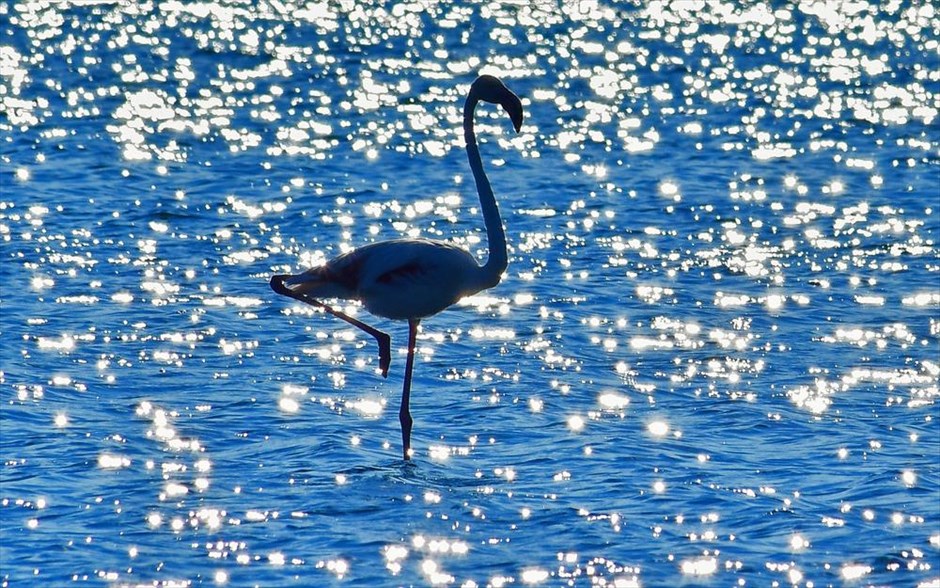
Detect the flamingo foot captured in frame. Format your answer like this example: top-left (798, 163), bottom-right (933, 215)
top-left (376, 332), bottom-right (391, 378)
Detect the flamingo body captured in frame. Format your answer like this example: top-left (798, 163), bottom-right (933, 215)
top-left (272, 75), bottom-right (523, 459)
top-left (284, 238), bottom-right (490, 320)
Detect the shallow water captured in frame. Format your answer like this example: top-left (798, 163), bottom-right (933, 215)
top-left (2, 1), bottom-right (939, 586)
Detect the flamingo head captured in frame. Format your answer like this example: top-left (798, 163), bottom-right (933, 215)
top-left (473, 75), bottom-right (524, 132)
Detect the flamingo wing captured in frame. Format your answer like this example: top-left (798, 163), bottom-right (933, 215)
top-left (351, 239), bottom-right (481, 319)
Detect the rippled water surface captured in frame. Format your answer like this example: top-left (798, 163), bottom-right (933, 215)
top-left (2, 1), bottom-right (939, 586)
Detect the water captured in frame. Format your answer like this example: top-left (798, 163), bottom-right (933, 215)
top-left (1, 1), bottom-right (938, 586)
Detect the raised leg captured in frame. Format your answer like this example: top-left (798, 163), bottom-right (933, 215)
top-left (270, 275), bottom-right (391, 377)
top-left (399, 318), bottom-right (419, 460)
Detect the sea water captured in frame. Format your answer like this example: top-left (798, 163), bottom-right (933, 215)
top-left (1, 2), bottom-right (938, 586)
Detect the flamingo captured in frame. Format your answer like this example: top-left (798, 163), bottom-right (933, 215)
top-left (271, 75), bottom-right (523, 459)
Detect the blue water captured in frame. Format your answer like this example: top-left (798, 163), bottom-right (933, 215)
top-left (2, 2), bottom-right (939, 586)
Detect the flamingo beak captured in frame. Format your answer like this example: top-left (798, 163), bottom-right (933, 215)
top-left (503, 94), bottom-right (524, 133)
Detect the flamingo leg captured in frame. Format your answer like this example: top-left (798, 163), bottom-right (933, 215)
top-left (400, 318), bottom-right (419, 460)
top-left (270, 275), bottom-right (391, 378)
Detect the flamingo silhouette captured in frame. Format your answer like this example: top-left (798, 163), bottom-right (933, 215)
top-left (271, 75), bottom-right (523, 459)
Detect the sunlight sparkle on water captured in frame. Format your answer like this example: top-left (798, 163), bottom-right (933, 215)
top-left (842, 564), bottom-right (872, 581)
top-left (162, 483), bottom-right (188, 499)
top-left (647, 421), bottom-right (669, 437)
top-left (790, 534), bottom-right (810, 550)
top-left (598, 391), bottom-right (630, 410)
top-left (347, 398), bottom-right (385, 417)
top-left (567, 415), bottom-right (586, 432)
top-left (278, 397), bottom-right (300, 413)
top-left (521, 568), bottom-right (550, 584)
top-left (317, 559), bottom-right (349, 579)
top-left (681, 556), bottom-right (717, 576)
top-left (147, 513), bottom-right (162, 528)
top-left (429, 445), bottom-right (456, 461)
top-left (268, 552), bottom-right (286, 566)
top-left (98, 454), bottom-right (130, 469)
top-left (658, 180), bottom-right (681, 201)
top-left (384, 544), bottom-right (409, 574)
top-left (420, 559), bottom-right (453, 585)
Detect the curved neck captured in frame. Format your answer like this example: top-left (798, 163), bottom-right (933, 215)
top-left (463, 92), bottom-right (508, 288)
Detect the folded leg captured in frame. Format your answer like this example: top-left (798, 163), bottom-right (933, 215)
top-left (270, 275), bottom-right (391, 378)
